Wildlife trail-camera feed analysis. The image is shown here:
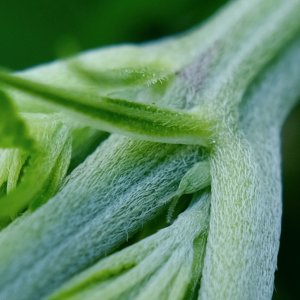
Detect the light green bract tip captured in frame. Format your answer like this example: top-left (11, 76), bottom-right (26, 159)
top-left (0, 70), bottom-right (214, 147)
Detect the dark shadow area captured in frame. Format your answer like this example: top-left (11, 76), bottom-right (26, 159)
top-left (0, 0), bottom-right (228, 70)
top-left (274, 102), bottom-right (300, 300)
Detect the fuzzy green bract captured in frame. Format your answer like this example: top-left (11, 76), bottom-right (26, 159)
top-left (0, 0), bottom-right (300, 299)
top-left (0, 90), bottom-right (33, 149)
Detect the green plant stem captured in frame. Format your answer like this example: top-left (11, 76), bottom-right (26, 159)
top-left (0, 137), bottom-right (207, 300)
top-left (0, 0), bottom-right (300, 299)
top-left (199, 37), bottom-right (300, 300)
top-left (48, 193), bottom-right (210, 300)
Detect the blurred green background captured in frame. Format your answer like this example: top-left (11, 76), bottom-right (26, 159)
top-left (0, 0), bottom-right (299, 299)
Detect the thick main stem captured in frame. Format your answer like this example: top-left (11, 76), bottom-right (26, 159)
top-left (199, 37), bottom-right (300, 299)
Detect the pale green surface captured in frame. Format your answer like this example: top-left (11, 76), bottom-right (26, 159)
top-left (0, 0), bottom-right (300, 299)
top-left (48, 193), bottom-right (209, 300)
